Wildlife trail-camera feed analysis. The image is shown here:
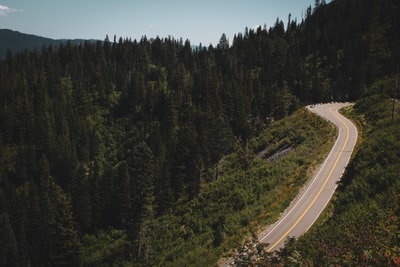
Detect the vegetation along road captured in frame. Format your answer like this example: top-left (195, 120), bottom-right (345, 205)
top-left (259, 102), bottom-right (358, 251)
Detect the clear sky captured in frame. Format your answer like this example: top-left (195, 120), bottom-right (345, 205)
top-left (0, 0), bottom-right (330, 46)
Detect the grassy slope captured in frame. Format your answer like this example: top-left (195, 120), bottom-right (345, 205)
top-left (149, 107), bottom-right (336, 266)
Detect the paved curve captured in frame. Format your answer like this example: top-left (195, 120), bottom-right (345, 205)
top-left (259, 102), bottom-right (358, 251)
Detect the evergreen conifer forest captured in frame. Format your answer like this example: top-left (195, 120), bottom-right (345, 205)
top-left (0, 0), bottom-right (399, 265)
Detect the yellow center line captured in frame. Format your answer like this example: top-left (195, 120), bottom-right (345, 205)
top-left (266, 106), bottom-right (351, 252)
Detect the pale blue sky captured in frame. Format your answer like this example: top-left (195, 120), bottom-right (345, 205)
top-left (0, 0), bottom-right (330, 45)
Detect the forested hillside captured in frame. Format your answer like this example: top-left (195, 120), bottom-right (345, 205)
top-left (0, 0), bottom-right (399, 266)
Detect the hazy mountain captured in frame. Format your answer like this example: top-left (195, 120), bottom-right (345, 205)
top-left (0, 29), bottom-right (97, 59)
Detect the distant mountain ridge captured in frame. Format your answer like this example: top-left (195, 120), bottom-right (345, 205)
top-left (0, 29), bottom-right (97, 59)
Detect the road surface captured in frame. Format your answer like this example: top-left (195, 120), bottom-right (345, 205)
top-left (259, 102), bottom-right (358, 252)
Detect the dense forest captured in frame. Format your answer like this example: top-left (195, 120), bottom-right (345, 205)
top-left (0, 0), bottom-right (399, 266)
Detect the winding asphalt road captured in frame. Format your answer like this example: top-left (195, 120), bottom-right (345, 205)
top-left (259, 102), bottom-right (358, 251)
